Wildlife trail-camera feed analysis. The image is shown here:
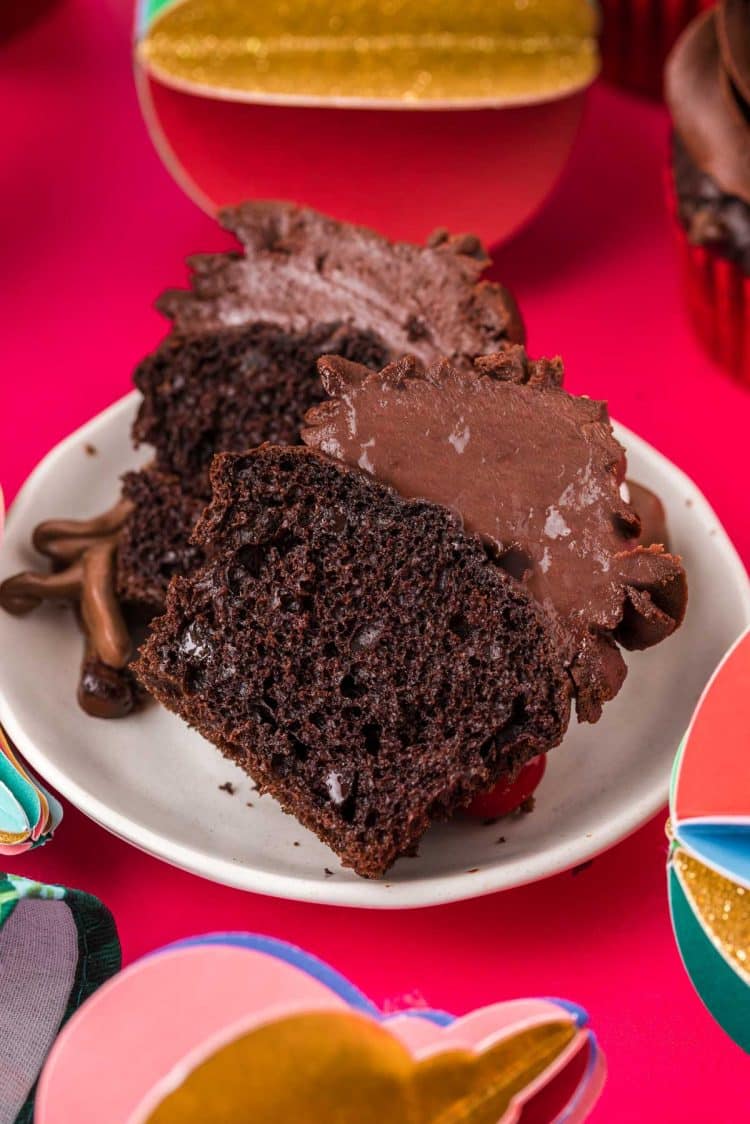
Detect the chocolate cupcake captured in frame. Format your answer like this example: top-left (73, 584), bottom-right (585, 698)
top-left (665, 0), bottom-right (750, 383)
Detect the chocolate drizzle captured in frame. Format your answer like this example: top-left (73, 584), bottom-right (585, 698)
top-left (303, 347), bottom-right (687, 721)
top-left (0, 501), bottom-right (138, 718)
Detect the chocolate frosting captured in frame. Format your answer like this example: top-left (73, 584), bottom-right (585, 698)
top-left (303, 348), bottom-right (687, 721)
top-left (0, 501), bottom-right (136, 718)
top-left (157, 202), bottom-right (524, 364)
top-left (666, 1), bottom-right (750, 205)
top-left (78, 641), bottom-right (138, 720)
top-left (627, 480), bottom-right (670, 552)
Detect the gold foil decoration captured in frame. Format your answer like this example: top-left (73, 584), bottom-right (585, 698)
top-left (145, 1010), bottom-right (577, 1122)
top-left (139, 0), bottom-right (599, 106)
top-left (0, 829), bottom-right (30, 845)
top-left (674, 849), bottom-right (750, 984)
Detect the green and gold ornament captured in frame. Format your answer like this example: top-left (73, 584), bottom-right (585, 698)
top-left (668, 629), bottom-right (750, 1053)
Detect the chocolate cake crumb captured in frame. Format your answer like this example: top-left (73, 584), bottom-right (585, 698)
top-left (132, 322), bottom-right (390, 499)
top-left (671, 132), bottom-right (750, 274)
top-left (219, 781), bottom-right (236, 795)
top-left (116, 467), bottom-right (206, 611)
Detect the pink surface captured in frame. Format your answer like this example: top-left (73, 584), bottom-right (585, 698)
top-left (0, 2), bottom-right (748, 1120)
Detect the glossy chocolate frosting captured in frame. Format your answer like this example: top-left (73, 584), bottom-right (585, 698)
top-left (627, 480), bottom-right (670, 552)
top-left (157, 202), bottom-right (524, 364)
top-left (666, 0), bottom-right (750, 205)
top-left (303, 347), bottom-right (687, 721)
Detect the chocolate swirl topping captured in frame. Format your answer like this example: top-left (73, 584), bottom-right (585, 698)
top-left (303, 347), bottom-right (687, 722)
top-left (666, 0), bottom-right (750, 205)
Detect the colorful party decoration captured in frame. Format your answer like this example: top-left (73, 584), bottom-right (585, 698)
top-left (136, 0), bottom-right (599, 107)
top-left (37, 934), bottom-right (605, 1122)
top-left (0, 725), bottom-right (62, 855)
top-left (0, 873), bottom-right (120, 1124)
top-left (668, 629), bottom-right (750, 1052)
top-left (133, 1), bottom-right (598, 244)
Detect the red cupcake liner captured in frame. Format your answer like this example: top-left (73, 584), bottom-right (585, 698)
top-left (666, 171), bottom-right (750, 387)
top-left (599, 0), bottom-right (714, 98)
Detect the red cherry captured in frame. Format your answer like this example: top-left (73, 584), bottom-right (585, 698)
top-left (466, 754), bottom-right (547, 819)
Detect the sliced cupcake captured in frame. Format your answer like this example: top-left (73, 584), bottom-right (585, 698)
top-left (134, 446), bottom-right (571, 877)
top-left (124, 200), bottom-right (525, 595)
top-left (302, 346), bottom-right (687, 721)
top-left (1, 203), bottom-right (524, 716)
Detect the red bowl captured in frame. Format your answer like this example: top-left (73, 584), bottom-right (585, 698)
top-left (137, 65), bottom-right (588, 246)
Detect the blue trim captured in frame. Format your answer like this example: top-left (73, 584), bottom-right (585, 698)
top-left (677, 823), bottom-right (750, 887)
top-left (155, 933), bottom-right (380, 1017)
top-left (541, 997), bottom-right (589, 1028)
top-left (148, 935), bottom-right (594, 1050)
top-left (554, 1032), bottom-right (600, 1123)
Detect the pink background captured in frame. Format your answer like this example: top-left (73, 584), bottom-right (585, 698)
top-left (1, 1), bottom-right (748, 1119)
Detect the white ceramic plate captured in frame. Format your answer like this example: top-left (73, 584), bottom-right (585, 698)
top-left (1, 393), bottom-right (748, 908)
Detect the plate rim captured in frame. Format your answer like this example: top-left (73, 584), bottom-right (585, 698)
top-left (1, 391), bottom-right (749, 909)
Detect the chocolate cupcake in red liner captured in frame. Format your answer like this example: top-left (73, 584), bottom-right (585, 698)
top-left (600, 0), bottom-right (713, 97)
top-left (665, 0), bottom-right (750, 386)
